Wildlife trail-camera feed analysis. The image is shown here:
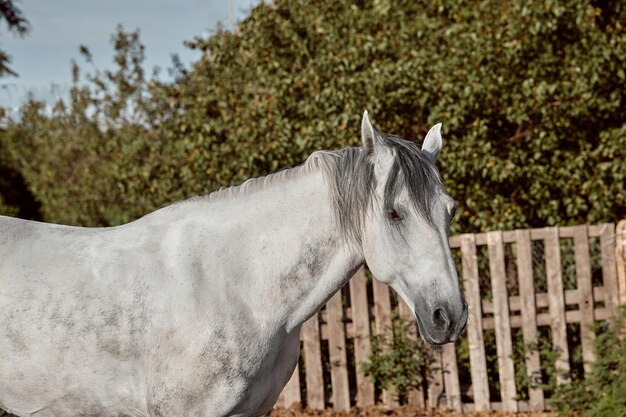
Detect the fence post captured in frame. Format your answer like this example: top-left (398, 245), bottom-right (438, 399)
top-left (349, 267), bottom-right (375, 406)
top-left (601, 223), bottom-right (619, 314)
top-left (460, 233), bottom-right (491, 411)
top-left (327, 290), bottom-right (350, 411)
top-left (427, 348), bottom-right (444, 408)
top-left (441, 343), bottom-right (461, 412)
top-left (302, 313), bottom-right (325, 409)
top-left (397, 300), bottom-right (425, 407)
top-left (487, 231), bottom-right (518, 412)
top-left (516, 229), bottom-right (544, 410)
top-left (573, 225), bottom-right (595, 374)
top-left (617, 220), bottom-right (626, 305)
top-left (372, 278), bottom-right (398, 407)
top-left (545, 227), bottom-right (571, 385)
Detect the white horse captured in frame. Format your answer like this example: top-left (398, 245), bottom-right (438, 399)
top-left (0, 111), bottom-right (467, 417)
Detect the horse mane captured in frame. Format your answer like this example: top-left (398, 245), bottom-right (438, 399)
top-left (196, 131), bottom-right (441, 244)
top-left (317, 132), bottom-right (442, 244)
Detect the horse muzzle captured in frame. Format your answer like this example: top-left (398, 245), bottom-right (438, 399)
top-left (415, 300), bottom-right (468, 345)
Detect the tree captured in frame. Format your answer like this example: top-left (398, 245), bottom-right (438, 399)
top-left (0, 0), bottom-right (34, 220)
top-left (0, 0), bottom-right (30, 77)
top-left (170, 0), bottom-right (626, 233)
top-left (0, 0), bottom-right (624, 230)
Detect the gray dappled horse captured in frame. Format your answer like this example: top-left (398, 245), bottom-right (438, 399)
top-left (0, 112), bottom-right (467, 416)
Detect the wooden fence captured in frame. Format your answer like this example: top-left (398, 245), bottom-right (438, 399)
top-left (276, 221), bottom-right (626, 412)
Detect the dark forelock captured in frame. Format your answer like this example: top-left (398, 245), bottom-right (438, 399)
top-left (382, 133), bottom-right (442, 225)
top-left (322, 129), bottom-right (442, 245)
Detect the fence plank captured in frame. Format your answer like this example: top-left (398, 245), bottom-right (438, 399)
top-left (348, 267), bottom-right (375, 406)
top-left (372, 278), bottom-right (398, 407)
top-left (302, 313), bottom-right (325, 409)
top-left (397, 299), bottom-right (425, 407)
top-left (600, 223), bottom-right (619, 313)
top-left (545, 227), bottom-right (571, 385)
top-left (327, 290), bottom-right (350, 411)
top-left (616, 220), bottom-right (626, 305)
top-left (281, 363), bottom-right (301, 408)
top-left (488, 231), bottom-right (518, 412)
top-left (515, 229), bottom-right (544, 411)
top-left (461, 234), bottom-right (491, 411)
top-left (482, 287), bottom-right (610, 315)
top-left (372, 278), bottom-right (393, 337)
top-left (573, 225), bottom-right (595, 374)
top-left (482, 306), bottom-right (612, 329)
top-left (442, 343), bottom-right (461, 412)
top-left (427, 347), bottom-right (444, 408)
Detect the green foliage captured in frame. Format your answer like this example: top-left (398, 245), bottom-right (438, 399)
top-left (0, 137), bottom-right (19, 217)
top-left (172, 0), bottom-right (626, 233)
top-left (1, 0), bottom-right (624, 229)
top-left (511, 329), bottom-right (561, 401)
top-left (361, 313), bottom-right (430, 403)
top-left (0, 194), bottom-right (17, 217)
top-left (0, 28), bottom-right (184, 226)
top-left (550, 307), bottom-right (626, 416)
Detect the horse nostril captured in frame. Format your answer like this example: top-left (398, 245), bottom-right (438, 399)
top-left (432, 307), bottom-right (450, 330)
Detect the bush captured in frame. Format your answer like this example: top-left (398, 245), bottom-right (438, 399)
top-left (361, 313), bottom-right (431, 403)
top-left (550, 307), bottom-right (626, 416)
top-left (0, 0), bottom-right (624, 230)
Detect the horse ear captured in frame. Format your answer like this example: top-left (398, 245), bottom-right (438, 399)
top-left (422, 123), bottom-right (443, 162)
top-left (361, 110), bottom-right (385, 154)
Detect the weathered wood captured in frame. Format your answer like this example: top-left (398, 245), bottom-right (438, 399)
top-left (460, 233), bottom-right (491, 411)
top-left (600, 223), bottom-right (619, 313)
top-left (285, 223), bottom-right (624, 412)
top-left (302, 313), bottom-right (325, 409)
top-left (462, 400), bottom-right (535, 412)
top-left (482, 306), bottom-right (612, 329)
top-left (397, 299), bottom-right (425, 407)
top-left (544, 227), bottom-right (571, 385)
top-left (326, 290), bottom-right (350, 411)
top-left (573, 225), bottom-right (595, 374)
top-left (515, 229), bottom-right (544, 411)
top-left (459, 225), bottom-right (608, 248)
top-left (587, 224), bottom-right (609, 238)
top-left (317, 285), bottom-right (612, 339)
top-left (427, 347), bottom-right (444, 408)
top-left (372, 278), bottom-right (393, 337)
top-left (441, 343), bottom-right (461, 412)
top-left (348, 267), bottom-right (375, 406)
top-left (487, 231), bottom-right (518, 412)
top-left (616, 220), bottom-right (626, 305)
top-left (372, 277), bottom-right (398, 407)
top-left (281, 363), bottom-right (301, 408)
top-left (481, 286), bottom-right (609, 315)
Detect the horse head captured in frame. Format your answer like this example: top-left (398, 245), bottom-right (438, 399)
top-left (359, 111), bottom-right (467, 345)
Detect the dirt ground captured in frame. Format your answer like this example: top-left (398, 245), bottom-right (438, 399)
top-left (268, 405), bottom-right (556, 417)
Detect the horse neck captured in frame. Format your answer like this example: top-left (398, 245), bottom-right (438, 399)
top-left (199, 169), bottom-right (364, 333)
top-left (238, 172), bottom-right (364, 333)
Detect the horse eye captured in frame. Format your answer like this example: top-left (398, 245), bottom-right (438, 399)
top-left (450, 206), bottom-right (457, 219)
top-left (387, 208), bottom-right (402, 221)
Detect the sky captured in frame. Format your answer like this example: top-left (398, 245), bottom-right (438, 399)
top-left (0, 0), bottom-right (260, 109)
